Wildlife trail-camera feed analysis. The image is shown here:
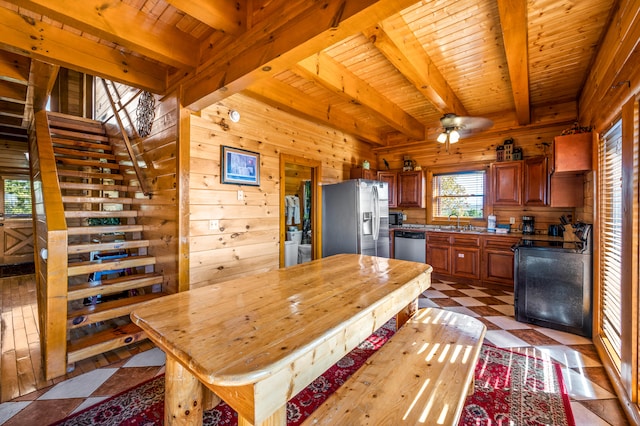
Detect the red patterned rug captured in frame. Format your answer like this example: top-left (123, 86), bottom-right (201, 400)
top-left (52, 321), bottom-right (574, 425)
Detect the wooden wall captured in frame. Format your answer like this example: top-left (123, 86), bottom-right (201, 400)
top-left (374, 122), bottom-right (586, 233)
top-left (0, 140), bottom-right (30, 174)
top-left (187, 93), bottom-right (372, 289)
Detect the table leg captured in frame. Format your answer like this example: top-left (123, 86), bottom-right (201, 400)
top-left (165, 355), bottom-right (204, 425)
top-left (396, 298), bottom-right (418, 329)
top-left (238, 405), bottom-right (286, 426)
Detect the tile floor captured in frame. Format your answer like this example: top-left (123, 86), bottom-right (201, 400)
top-left (0, 279), bottom-right (630, 425)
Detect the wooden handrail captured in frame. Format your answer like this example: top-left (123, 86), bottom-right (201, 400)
top-left (100, 78), bottom-right (150, 196)
top-left (31, 110), bottom-right (69, 380)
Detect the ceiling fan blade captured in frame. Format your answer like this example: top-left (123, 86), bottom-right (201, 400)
top-left (439, 114), bottom-right (493, 131)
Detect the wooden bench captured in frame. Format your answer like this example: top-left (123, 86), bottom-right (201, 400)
top-left (302, 307), bottom-right (486, 425)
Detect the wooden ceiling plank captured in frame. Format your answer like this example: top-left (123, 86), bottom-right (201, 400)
top-left (182, 0), bottom-right (420, 111)
top-left (0, 50), bottom-right (30, 83)
top-left (365, 17), bottom-right (468, 117)
top-left (165, 0), bottom-right (246, 35)
top-left (2, 0), bottom-right (199, 68)
top-left (246, 78), bottom-right (385, 146)
top-left (296, 52), bottom-right (425, 140)
top-left (0, 6), bottom-right (167, 94)
top-left (497, 0), bottom-right (530, 125)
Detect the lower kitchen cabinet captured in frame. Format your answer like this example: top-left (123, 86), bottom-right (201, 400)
top-left (451, 235), bottom-right (481, 280)
top-left (482, 236), bottom-right (519, 287)
top-left (426, 233), bottom-right (451, 275)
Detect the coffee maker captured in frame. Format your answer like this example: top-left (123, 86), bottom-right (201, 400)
top-left (521, 216), bottom-right (535, 235)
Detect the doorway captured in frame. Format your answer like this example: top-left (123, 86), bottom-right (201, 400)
top-left (279, 155), bottom-right (321, 267)
top-left (0, 176), bottom-right (35, 265)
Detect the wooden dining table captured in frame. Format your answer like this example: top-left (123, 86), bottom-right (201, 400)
top-left (130, 253), bottom-right (432, 426)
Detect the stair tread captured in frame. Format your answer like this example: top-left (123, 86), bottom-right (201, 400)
top-left (65, 210), bottom-right (138, 218)
top-left (67, 254), bottom-right (155, 276)
top-left (57, 170), bottom-right (124, 180)
top-left (56, 157), bottom-right (121, 170)
top-left (67, 292), bottom-right (167, 328)
top-left (59, 182), bottom-right (139, 192)
top-left (67, 272), bottom-right (163, 299)
top-left (47, 112), bottom-right (104, 130)
top-left (62, 196), bottom-right (133, 204)
top-left (52, 137), bottom-right (112, 151)
top-left (49, 128), bottom-right (109, 142)
top-left (67, 322), bottom-right (147, 364)
top-left (68, 239), bottom-right (149, 254)
top-left (54, 146), bottom-right (117, 160)
top-left (67, 224), bottom-right (143, 236)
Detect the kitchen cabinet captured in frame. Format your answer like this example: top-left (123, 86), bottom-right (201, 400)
top-left (552, 133), bottom-right (593, 173)
top-left (492, 157), bottom-right (548, 207)
top-left (451, 234), bottom-right (481, 280)
top-left (426, 233), bottom-right (451, 275)
top-left (350, 166), bottom-right (376, 180)
top-left (483, 236), bottom-right (519, 287)
top-left (549, 174), bottom-right (584, 207)
top-left (377, 171), bottom-right (398, 208)
top-left (523, 157), bottom-right (548, 206)
top-left (491, 162), bottom-right (522, 206)
top-left (397, 170), bottom-right (425, 208)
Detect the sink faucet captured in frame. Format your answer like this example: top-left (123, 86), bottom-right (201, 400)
top-left (448, 214), bottom-right (460, 230)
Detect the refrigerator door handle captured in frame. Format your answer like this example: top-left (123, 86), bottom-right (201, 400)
top-left (372, 185), bottom-right (380, 242)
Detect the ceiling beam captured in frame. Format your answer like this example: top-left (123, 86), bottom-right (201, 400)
top-left (497, 0), bottom-right (531, 125)
top-left (295, 52), bottom-right (424, 140)
top-left (364, 16), bottom-right (468, 117)
top-left (246, 78), bottom-right (385, 146)
top-left (181, 0), bottom-right (420, 111)
top-left (0, 6), bottom-right (167, 94)
top-left (165, 0), bottom-right (246, 35)
top-left (2, 0), bottom-right (199, 69)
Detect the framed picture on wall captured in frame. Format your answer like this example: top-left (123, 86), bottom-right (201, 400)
top-left (221, 146), bottom-right (260, 186)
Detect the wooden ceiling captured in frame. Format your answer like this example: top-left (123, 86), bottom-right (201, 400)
top-left (0, 0), bottom-right (617, 146)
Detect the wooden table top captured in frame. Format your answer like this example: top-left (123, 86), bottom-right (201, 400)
top-left (131, 254), bottom-right (432, 387)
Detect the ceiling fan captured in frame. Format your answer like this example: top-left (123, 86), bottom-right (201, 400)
top-left (436, 113), bottom-right (493, 152)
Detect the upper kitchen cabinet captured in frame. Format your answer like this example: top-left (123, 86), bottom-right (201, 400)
top-left (350, 166), bottom-right (376, 180)
top-left (491, 162), bottom-right (522, 206)
top-left (523, 157), bottom-right (548, 206)
top-left (551, 133), bottom-right (593, 173)
top-left (377, 171), bottom-right (397, 208)
top-left (397, 171), bottom-right (425, 208)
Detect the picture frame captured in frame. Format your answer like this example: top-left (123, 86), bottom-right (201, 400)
top-left (221, 145), bottom-right (260, 186)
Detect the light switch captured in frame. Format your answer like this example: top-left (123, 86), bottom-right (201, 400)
top-left (209, 219), bottom-right (219, 230)
top-left (237, 190), bottom-right (244, 200)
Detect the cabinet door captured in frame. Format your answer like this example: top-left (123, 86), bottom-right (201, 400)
top-left (397, 171), bottom-right (424, 207)
top-left (482, 237), bottom-right (518, 287)
top-left (377, 171), bottom-right (397, 208)
top-left (427, 245), bottom-right (450, 275)
top-left (523, 157), bottom-right (548, 206)
top-left (553, 133), bottom-right (592, 173)
top-left (492, 162), bottom-right (522, 206)
top-left (452, 247), bottom-right (480, 279)
top-left (350, 167), bottom-right (376, 179)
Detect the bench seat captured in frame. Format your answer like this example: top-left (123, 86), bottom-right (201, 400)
top-left (302, 307), bottom-right (486, 425)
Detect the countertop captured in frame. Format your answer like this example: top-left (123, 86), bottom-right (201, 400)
top-left (390, 225), bottom-right (566, 242)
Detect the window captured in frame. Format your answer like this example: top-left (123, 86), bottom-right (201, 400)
top-left (432, 171), bottom-right (485, 218)
top-left (598, 120), bottom-right (622, 367)
top-left (4, 179), bottom-right (32, 217)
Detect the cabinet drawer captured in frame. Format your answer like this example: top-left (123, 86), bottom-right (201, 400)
top-left (427, 233), bottom-right (451, 244)
top-left (483, 236), bottom-right (519, 250)
top-left (451, 235), bottom-right (480, 247)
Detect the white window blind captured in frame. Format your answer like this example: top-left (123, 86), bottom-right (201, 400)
top-left (432, 171), bottom-right (485, 218)
top-left (598, 120), bottom-right (623, 363)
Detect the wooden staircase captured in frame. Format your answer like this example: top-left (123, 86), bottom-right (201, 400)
top-left (46, 112), bottom-right (166, 369)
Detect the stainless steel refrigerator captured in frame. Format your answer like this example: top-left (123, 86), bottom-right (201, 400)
top-left (322, 179), bottom-right (389, 258)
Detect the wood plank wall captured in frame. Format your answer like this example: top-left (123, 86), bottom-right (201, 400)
top-left (187, 93), bottom-right (372, 289)
top-left (0, 140), bottom-right (29, 174)
top-left (375, 122), bottom-right (593, 233)
top-left (95, 82), bottom-right (179, 294)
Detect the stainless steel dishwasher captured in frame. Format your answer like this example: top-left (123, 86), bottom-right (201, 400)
top-left (394, 230), bottom-right (426, 263)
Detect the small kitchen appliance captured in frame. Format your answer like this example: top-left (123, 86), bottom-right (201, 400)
top-left (521, 216), bottom-right (535, 235)
top-left (389, 211), bottom-right (403, 227)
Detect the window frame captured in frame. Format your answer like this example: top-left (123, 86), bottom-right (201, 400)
top-left (1, 175), bottom-right (33, 219)
top-left (426, 163), bottom-right (489, 225)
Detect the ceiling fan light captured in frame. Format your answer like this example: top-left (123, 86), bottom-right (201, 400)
top-left (449, 129), bottom-right (460, 143)
top-left (437, 132), bottom-right (448, 143)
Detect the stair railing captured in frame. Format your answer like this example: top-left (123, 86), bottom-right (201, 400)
top-left (99, 78), bottom-right (150, 197)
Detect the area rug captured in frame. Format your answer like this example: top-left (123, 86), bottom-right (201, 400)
top-left (52, 323), bottom-right (574, 426)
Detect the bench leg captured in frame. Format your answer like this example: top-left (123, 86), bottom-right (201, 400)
top-left (238, 405), bottom-right (286, 426)
top-left (165, 355), bottom-right (204, 425)
top-left (203, 388), bottom-right (221, 410)
top-left (396, 298), bottom-right (418, 329)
